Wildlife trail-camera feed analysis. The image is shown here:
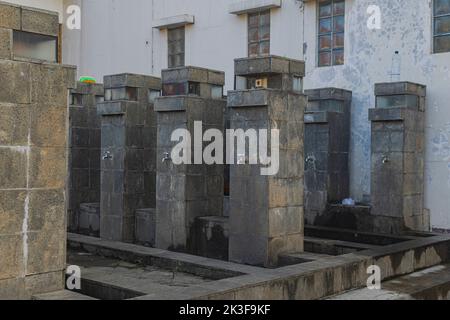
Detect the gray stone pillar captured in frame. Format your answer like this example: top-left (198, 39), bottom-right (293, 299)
top-left (0, 2), bottom-right (76, 299)
top-left (98, 73), bottom-right (161, 243)
top-left (155, 66), bottom-right (225, 252)
top-left (304, 88), bottom-right (352, 225)
top-left (228, 56), bottom-right (306, 267)
top-left (369, 82), bottom-right (428, 233)
top-left (68, 82), bottom-right (104, 235)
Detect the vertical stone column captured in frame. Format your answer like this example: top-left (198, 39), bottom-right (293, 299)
top-left (0, 3), bottom-right (76, 299)
top-left (155, 66), bottom-right (225, 252)
top-left (304, 88), bottom-right (352, 225)
top-left (228, 56), bottom-right (306, 267)
top-left (99, 74), bottom-right (161, 243)
top-left (68, 82), bottom-right (104, 235)
top-left (369, 82), bottom-right (428, 233)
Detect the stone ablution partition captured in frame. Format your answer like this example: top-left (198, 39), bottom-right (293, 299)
top-left (315, 82), bottom-right (429, 234)
top-left (98, 73), bottom-right (161, 243)
top-left (0, 2), bottom-right (76, 299)
top-left (68, 82), bottom-right (104, 236)
top-left (303, 88), bottom-right (352, 225)
top-left (369, 82), bottom-right (429, 233)
top-left (227, 55), bottom-right (307, 268)
top-left (154, 66), bottom-right (226, 253)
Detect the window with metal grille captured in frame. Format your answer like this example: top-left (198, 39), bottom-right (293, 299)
top-left (434, 0), bottom-right (450, 53)
top-left (248, 10), bottom-right (271, 57)
top-left (168, 26), bottom-right (185, 68)
top-left (318, 0), bottom-right (345, 67)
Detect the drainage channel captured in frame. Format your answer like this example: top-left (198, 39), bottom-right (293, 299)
top-left (68, 277), bottom-right (146, 300)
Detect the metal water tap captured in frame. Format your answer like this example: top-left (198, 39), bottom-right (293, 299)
top-left (305, 155), bottom-right (315, 165)
top-left (162, 152), bottom-right (172, 163)
top-left (382, 154), bottom-right (390, 164)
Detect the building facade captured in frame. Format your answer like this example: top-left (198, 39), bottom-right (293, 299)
top-left (6, 0), bottom-right (450, 231)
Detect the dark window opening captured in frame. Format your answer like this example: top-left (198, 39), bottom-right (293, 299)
top-left (13, 30), bottom-right (58, 63)
top-left (162, 83), bottom-right (186, 96)
top-left (104, 87), bottom-right (138, 101)
top-left (70, 93), bottom-right (83, 106)
top-left (188, 82), bottom-right (200, 95)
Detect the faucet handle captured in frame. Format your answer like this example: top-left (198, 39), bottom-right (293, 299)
top-left (162, 152), bottom-right (172, 163)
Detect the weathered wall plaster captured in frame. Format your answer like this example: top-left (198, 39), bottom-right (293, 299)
top-left (62, 0), bottom-right (450, 230)
top-left (303, 0), bottom-right (450, 230)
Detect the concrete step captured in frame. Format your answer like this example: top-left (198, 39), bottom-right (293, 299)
top-left (32, 290), bottom-right (97, 300)
top-left (328, 264), bottom-right (450, 300)
top-left (279, 251), bottom-right (335, 266)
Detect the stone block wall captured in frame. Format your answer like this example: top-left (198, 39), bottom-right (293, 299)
top-left (0, 2), bottom-right (76, 299)
top-left (228, 91), bottom-right (306, 267)
top-left (0, 2), bottom-right (59, 62)
top-left (68, 82), bottom-right (104, 233)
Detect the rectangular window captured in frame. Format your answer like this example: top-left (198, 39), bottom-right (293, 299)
top-left (168, 26), bottom-right (185, 68)
top-left (162, 83), bottom-right (186, 96)
top-left (248, 10), bottom-right (271, 57)
top-left (376, 95), bottom-right (419, 109)
top-left (188, 82), bottom-right (200, 95)
top-left (434, 0), bottom-right (450, 53)
top-left (13, 30), bottom-right (58, 63)
top-left (318, 0), bottom-right (345, 67)
top-left (211, 85), bottom-right (223, 99)
top-left (293, 76), bottom-right (303, 93)
top-left (70, 93), bottom-right (83, 106)
top-left (148, 89), bottom-right (161, 103)
top-left (161, 82), bottom-right (202, 96)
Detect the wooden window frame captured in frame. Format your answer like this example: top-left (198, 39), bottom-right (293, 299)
top-left (248, 10), bottom-right (271, 57)
top-left (168, 26), bottom-right (185, 68)
top-left (317, 0), bottom-right (345, 67)
top-left (433, 0), bottom-right (450, 53)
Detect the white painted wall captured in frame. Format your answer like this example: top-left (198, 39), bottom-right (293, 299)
top-left (61, 0), bottom-right (450, 230)
top-left (151, 0), bottom-right (304, 90)
top-left (62, 0), bottom-right (304, 89)
top-left (62, 0), bottom-right (153, 79)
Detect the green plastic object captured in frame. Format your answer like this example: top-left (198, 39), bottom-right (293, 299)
top-left (79, 76), bottom-right (97, 84)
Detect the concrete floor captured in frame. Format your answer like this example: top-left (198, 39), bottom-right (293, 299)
top-left (68, 250), bottom-right (212, 299)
